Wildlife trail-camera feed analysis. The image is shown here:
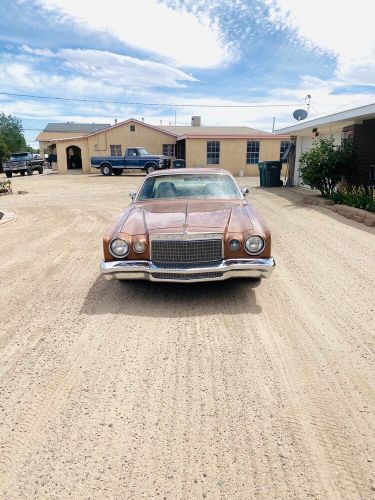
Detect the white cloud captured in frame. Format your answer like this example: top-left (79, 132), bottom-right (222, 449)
top-left (265, 0), bottom-right (375, 85)
top-left (31, 0), bottom-right (234, 68)
top-left (21, 46), bottom-right (197, 89)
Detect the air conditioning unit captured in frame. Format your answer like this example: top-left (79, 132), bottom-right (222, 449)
top-left (341, 128), bottom-right (353, 139)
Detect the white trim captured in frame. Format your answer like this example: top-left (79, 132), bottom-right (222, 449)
top-left (276, 102), bottom-right (375, 134)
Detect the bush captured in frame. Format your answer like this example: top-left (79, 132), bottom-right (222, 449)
top-left (299, 137), bottom-right (355, 196)
top-left (0, 179), bottom-right (12, 194)
top-left (328, 185), bottom-right (375, 213)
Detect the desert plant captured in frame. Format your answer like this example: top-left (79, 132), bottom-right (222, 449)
top-left (0, 179), bottom-right (12, 193)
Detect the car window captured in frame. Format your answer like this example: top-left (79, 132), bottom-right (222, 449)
top-left (10, 153), bottom-right (29, 160)
top-left (138, 174), bottom-right (241, 200)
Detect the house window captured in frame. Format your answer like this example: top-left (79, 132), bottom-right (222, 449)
top-left (207, 141), bottom-right (220, 164)
top-left (246, 141), bottom-right (260, 164)
top-left (110, 145), bottom-right (122, 156)
top-left (130, 125), bottom-right (135, 132)
top-left (163, 144), bottom-right (175, 157)
top-left (280, 141), bottom-right (289, 162)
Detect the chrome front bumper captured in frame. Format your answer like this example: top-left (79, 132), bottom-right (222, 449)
top-left (100, 258), bottom-right (275, 283)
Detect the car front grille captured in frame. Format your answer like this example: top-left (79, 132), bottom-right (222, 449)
top-left (152, 272), bottom-right (223, 281)
top-left (151, 238), bottom-right (223, 269)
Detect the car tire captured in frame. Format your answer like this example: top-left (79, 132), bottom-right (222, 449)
top-left (38, 166), bottom-right (44, 174)
top-left (20, 171), bottom-right (25, 176)
top-left (27, 167), bottom-right (33, 175)
top-left (5, 171), bottom-right (12, 178)
top-left (145, 164), bottom-right (156, 174)
top-left (113, 169), bottom-right (123, 176)
top-left (100, 164), bottom-right (113, 176)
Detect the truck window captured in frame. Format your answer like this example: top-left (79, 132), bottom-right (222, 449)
top-left (127, 149), bottom-right (138, 156)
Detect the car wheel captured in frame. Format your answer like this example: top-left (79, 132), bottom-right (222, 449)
top-left (27, 167), bottom-right (33, 175)
top-left (113, 169), bottom-right (123, 176)
top-left (145, 164), bottom-right (156, 174)
top-left (5, 171), bottom-right (12, 178)
top-left (38, 166), bottom-right (44, 174)
top-left (20, 171), bottom-right (25, 176)
top-left (100, 164), bottom-right (113, 176)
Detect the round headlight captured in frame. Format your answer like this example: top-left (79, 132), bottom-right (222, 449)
top-left (109, 238), bottom-right (129, 257)
top-left (244, 235), bottom-right (265, 255)
top-left (133, 241), bottom-right (146, 253)
top-left (229, 239), bottom-right (241, 252)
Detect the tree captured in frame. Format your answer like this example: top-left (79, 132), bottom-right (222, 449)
top-left (0, 112), bottom-right (27, 153)
top-left (299, 137), bottom-right (355, 196)
top-left (0, 136), bottom-right (9, 164)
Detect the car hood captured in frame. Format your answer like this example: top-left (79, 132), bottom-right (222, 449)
top-left (121, 200), bottom-right (253, 235)
top-left (144, 155), bottom-right (167, 160)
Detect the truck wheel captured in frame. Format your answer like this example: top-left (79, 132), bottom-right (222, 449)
top-left (145, 164), bottom-right (156, 174)
top-left (27, 167), bottom-right (33, 175)
top-left (113, 169), bottom-right (123, 176)
top-left (38, 166), bottom-right (44, 174)
top-left (5, 171), bottom-right (12, 178)
top-left (20, 171), bottom-right (25, 176)
top-left (100, 164), bottom-right (113, 176)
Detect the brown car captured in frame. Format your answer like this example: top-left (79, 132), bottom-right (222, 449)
top-left (101, 168), bottom-right (275, 283)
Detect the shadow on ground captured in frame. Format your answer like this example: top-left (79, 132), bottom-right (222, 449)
top-left (81, 275), bottom-right (262, 318)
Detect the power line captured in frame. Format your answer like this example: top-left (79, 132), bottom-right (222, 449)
top-left (0, 92), bottom-right (303, 109)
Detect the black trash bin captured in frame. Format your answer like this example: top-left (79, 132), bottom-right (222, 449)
top-left (173, 159), bottom-right (185, 168)
top-left (258, 161), bottom-right (283, 187)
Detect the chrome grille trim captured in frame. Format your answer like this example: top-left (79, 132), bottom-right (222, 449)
top-left (151, 235), bottom-right (223, 268)
top-left (151, 272), bottom-right (223, 281)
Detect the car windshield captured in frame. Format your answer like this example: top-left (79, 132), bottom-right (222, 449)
top-left (137, 174), bottom-right (241, 200)
top-left (10, 153), bottom-right (28, 159)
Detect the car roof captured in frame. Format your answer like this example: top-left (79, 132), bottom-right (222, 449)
top-left (147, 168), bottom-right (232, 177)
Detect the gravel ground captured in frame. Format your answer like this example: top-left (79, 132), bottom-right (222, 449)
top-left (0, 172), bottom-right (374, 499)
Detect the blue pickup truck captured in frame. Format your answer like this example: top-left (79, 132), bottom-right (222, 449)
top-left (91, 147), bottom-right (171, 176)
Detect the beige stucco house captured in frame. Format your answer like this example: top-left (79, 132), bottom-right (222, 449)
top-left (36, 117), bottom-right (290, 176)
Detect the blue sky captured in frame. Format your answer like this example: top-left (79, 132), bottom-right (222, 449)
top-left (0, 0), bottom-right (374, 147)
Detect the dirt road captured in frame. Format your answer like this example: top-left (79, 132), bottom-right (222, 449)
top-left (0, 172), bottom-right (374, 499)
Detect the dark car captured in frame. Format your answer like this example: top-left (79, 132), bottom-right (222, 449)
top-left (2, 152), bottom-right (44, 178)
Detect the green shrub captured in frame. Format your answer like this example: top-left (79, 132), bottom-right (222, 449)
top-left (299, 137), bottom-right (355, 196)
top-left (329, 185), bottom-right (375, 212)
top-left (0, 179), bottom-right (12, 193)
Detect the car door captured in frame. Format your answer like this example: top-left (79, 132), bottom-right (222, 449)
top-left (125, 149), bottom-right (140, 169)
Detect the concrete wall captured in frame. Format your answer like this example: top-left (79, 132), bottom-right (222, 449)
top-left (185, 138), bottom-right (286, 176)
top-left (56, 138), bottom-right (90, 173)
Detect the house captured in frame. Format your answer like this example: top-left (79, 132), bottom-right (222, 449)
top-left (36, 117), bottom-right (290, 176)
top-left (36, 123), bottom-right (111, 164)
top-left (276, 103), bottom-right (375, 186)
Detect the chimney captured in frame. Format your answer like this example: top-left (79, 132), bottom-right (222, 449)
top-left (191, 116), bottom-right (201, 127)
top-left (160, 120), bottom-right (163, 125)
top-left (114, 118), bottom-right (118, 125)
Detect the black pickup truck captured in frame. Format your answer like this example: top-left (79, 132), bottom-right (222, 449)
top-left (2, 152), bottom-right (44, 178)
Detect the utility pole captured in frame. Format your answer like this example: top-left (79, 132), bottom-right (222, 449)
top-left (272, 116), bottom-right (276, 133)
top-left (174, 108), bottom-right (176, 126)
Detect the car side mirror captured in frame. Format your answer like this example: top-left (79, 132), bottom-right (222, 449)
top-left (242, 187), bottom-right (249, 195)
top-left (129, 191), bottom-right (137, 201)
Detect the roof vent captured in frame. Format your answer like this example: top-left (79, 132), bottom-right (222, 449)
top-left (191, 116), bottom-right (201, 127)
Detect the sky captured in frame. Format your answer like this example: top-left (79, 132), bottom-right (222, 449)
top-left (1, 0), bottom-right (375, 147)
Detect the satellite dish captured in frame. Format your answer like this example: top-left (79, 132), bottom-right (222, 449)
top-left (293, 109), bottom-right (308, 121)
